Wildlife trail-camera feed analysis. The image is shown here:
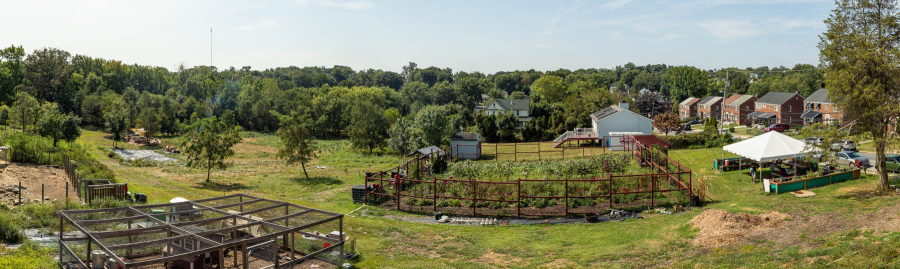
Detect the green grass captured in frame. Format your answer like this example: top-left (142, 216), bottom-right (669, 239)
top-left (8, 129), bottom-right (900, 268)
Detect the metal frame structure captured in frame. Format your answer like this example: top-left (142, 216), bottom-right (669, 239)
top-left (58, 194), bottom-right (346, 269)
top-left (364, 135), bottom-right (692, 217)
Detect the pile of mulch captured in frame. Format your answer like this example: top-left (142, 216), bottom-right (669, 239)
top-left (689, 209), bottom-right (789, 247)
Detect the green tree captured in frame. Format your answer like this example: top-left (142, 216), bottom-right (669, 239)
top-left (667, 66), bottom-right (708, 102)
top-left (475, 113), bottom-right (499, 143)
top-left (104, 102), bottom-right (128, 148)
top-left (180, 116), bottom-right (242, 182)
top-left (10, 92), bottom-right (40, 132)
top-left (531, 76), bottom-right (567, 103)
top-left (384, 108), bottom-right (400, 126)
top-left (414, 105), bottom-right (451, 147)
top-left (0, 105), bottom-right (8, 126)
top-left (137, 109), bottom-right (161, 138)
top-left (495, 112), bottom-right (519, 142)
top-left (24, 48), bottom-right (73, 108)
top-left (272, 110), bottom-right (317, 180)
top-left (349, 102), bottom-right (389, 153)
top-left (388, 117), bottom-right (420, 154)
top-left (509, 91), bottom-right (527, 99)
top-left (819, 0), bottom-right (900, 191)
top-left (36, 104), bottom-right (82, 147)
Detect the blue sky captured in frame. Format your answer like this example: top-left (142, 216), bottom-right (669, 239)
top-left (0, 0), bottom-right (834, 73)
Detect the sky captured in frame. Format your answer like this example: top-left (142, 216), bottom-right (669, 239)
top-left (0, 0), bottom-right (835, 74)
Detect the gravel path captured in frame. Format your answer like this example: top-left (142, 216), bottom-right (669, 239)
top-left (112, 149), bottom-right (177, 162)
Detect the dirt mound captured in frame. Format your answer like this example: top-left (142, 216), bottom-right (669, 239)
top-left (0, 163), bottom-right (78, 204)
top-left (690, 209), bottom-right (788, 247)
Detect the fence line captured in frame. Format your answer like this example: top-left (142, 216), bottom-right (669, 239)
top-left (364, 135), bottom-right (693, 217)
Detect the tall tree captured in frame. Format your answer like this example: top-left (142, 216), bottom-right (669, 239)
top-left (104, 102), bottom-right (129, 148)
top-left (349, 102), bottom-right (389, 153)
top-left (10, 92), bottom-right (40, 132)
top-left (272, 110), bottom-right (318, 180)
top-left (414, 105), bottom-right (451, 147)
top-left (24, 48), bottom-right (73, 106)
top-left (181, 116), bottom-right (242, 182)
top-left (388, 117), bottom-right (420, 154)
top-left (667, 66), bottom-right (708, 102)
top-left (819, 0), bottom-right (900, 191)
top-left (36, 103), bottom-right (82, 147)
top-left (531, 76), bottom-right (567, 103)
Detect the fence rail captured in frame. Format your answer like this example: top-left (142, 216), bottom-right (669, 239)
top-left (365, 135), bottom-right (692, 217)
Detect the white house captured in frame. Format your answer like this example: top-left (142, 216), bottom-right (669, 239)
top-left (483, 99), bottom-right (531, 127)
top-left (450, 132), bottom-right (482, 159)
top-left (589, 103), bottom-right (653, 146)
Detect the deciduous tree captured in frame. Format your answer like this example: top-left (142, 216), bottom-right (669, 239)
top-left (104, 102), bottom-right (128, 148)
top-left (349, 102), bottom-right (389, 153)
top-left (181, 116), bottom-right (242, 182)
top-left (652, 113), bottom-right (681, 136)
top-left (272, 111), bottom-right (318, 180)
top-left (819, 0), bottom-right (900, 191)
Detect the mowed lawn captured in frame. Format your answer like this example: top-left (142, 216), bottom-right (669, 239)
top-left (74, 130), bottom-right (900, 268)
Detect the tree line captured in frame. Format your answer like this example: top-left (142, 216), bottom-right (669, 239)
top-left (0, 45), bottom-right (825, 153)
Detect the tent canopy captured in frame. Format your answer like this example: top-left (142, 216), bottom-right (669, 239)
top-left (722, 131), bottom-right (812, 161)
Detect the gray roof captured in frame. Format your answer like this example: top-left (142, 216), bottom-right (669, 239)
top-left (488, 99), bottom-right (530, 110)
top-left (590, 105), bottom-right (626, 122)
top-left (695, 96), bottom-right (717, 107)
top-left (450, 132), bottom-right (481, 141)
top-left (700, 96), bottom-right (723, 106)
top-left (757, 92), bottom-right (802, 105)
top-left (729, 95), bottom-right (755, 105)
top-left (406, 146), bottom-right (445, 157)
top-left (679, 97), bottom-right (698, 106)
top-left (805, 88), bottom-right (831, 104)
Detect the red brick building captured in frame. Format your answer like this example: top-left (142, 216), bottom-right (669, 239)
top-left (748, 92), bottom-right (805, 127)
top-left (802, 88), bottom-right (844, 125)
top-left (679, 97), bottom-right (699, 119)
top-left (696, 96), bottom-right (723, 120)
top-left (723, 94), bottom-right (757, 125)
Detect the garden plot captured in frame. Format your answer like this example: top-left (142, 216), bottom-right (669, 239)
top-left (111, 149), bottom-right (177, 162)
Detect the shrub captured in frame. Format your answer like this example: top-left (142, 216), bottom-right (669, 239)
top-left (0, 214), bottom-right (24, 243)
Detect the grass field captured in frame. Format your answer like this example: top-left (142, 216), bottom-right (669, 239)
top-left (7, 129), bottom-right (900, 268)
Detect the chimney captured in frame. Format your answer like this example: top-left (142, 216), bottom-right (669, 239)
top-left (618, 101), bottom-right (629, 110)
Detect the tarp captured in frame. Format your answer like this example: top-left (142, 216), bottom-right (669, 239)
top-left (722, 131), bottom-right (812, 161)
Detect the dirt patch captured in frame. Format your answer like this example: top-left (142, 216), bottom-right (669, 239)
top-left (476, 251), bottom-right (523, 267)
top-left (542, 258), bottom-right (577, 268)
top-left (0, 163), bottom-right (79, 204)
top-left (690, 209), bottom-right (789, 247)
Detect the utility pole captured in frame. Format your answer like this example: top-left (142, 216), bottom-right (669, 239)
top-left (721, 70), bottom-right (728, 130)
top-left (210, 28), bottom-right (213, 67)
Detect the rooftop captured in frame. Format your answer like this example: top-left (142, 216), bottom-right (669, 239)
top-left (805, 88), bottom-right (831, 104)
top-left (757, 92), bottom-right (802, 105)
top-left (487, 99), bottom-right (530, 111)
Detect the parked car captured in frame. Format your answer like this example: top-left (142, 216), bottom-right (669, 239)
top-left (763, 124), bottom-right (790, 133)
top-left (681, 124), bottom-right (692, 131)
top-left (804, 137), bottom-right (823, 145)
top-left (886, 154), bottom-right (900, 173)
top-left (688, 120), bottom-right (700, 125)
top-left (835, 151), bottom-right (870, 168)
top-left (840, 140), bottom-right (856, 151)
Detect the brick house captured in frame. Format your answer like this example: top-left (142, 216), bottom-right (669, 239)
top-left (679, 97), bottom-right (699, 119)
top-left (748, 92), bottom-right (805, 126)
top-left (696, 96), bottom-right (723, 120)
top-left (802, 88), bottom-right (844, 125)
top-left (723, 94), bottom-right (757, 125)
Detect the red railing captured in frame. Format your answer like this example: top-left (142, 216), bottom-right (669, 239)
top-left (364, 136), bottom-right (692, 217)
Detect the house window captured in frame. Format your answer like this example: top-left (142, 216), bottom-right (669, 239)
top-left (787, 105), bottom-right (791, 112)
top-left (756, 103), bottom-right (761, 109)
top-left (516, 110), bottom-right (519, 116)
top-left (775, 105), bottom-right (779, 112)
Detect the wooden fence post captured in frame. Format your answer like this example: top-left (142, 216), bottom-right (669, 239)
top-left (564, 178), bottom-right (568, 216)
top-left (516, 178), bottom-right (521, 217)
top-left (433, 176), bottom-right (437, 212)
top-left (472, 179), bottom-right (477, 216)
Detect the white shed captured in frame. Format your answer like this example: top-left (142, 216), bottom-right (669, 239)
top-left (450, 132), bottom-right (482, 159)
top-left (608, 132), bottom-right (645, 151)
top-left (590, 104), bottom-right (653, 147)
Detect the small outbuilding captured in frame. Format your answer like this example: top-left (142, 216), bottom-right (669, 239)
top-left (450, 132), bottom-right (482, 159)
top-left (590, 104), bottom-right (654, 146)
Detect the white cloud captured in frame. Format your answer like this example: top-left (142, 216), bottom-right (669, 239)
top-left (697, 18), bottom-right (820, 42)
top-left (599, 0), bottom-right (634, 11)
top-left (536, 0), bottom-right (584, 48)
top-left (235, 19), bottom-right (279, 31)
top-left (295, 0), bottom-right (375, 10)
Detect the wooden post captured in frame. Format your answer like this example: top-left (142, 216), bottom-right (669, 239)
top-left (239, 196), bottom-right (243, 212)
top-left (233, 219), bottom-right (238, 266)
top-left (516, 178), bottom-right (521, 217)
top-left (339, 215), bottom-right (345, 266)
top-left (87, 238), bottom-right (92, 268)
top-left (18, 182), bottom-right (21, 204)
top-left (396, 176), bottom-right (400, 211)
top-left (242, 242), bottom-right (249, 269)
top-left (41, 184), bottom-right (44, 203)
top-left (609, 174), bottom-right (613, 208)
top-left (650, 173), bottom-right (655, 207)
top-left (284, 205), bottom-right (289, 248)
top-left (65, 182), bottom-right (68, 204)
top-left (433, 176), bottom-right (437, 212)
top-left (564, 178), bottom-right (568, 216)
top-left (472, 179), bottom-right (477, 216)
top-left (273, 237), bottom-right (279, 269)
top-left (218, 246), bottom-right (225, 269)
top-left (291, 232), bottom-right (296, 263)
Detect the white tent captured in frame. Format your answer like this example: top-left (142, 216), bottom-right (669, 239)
top-left (723, 131), bottom-right (811, 161)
